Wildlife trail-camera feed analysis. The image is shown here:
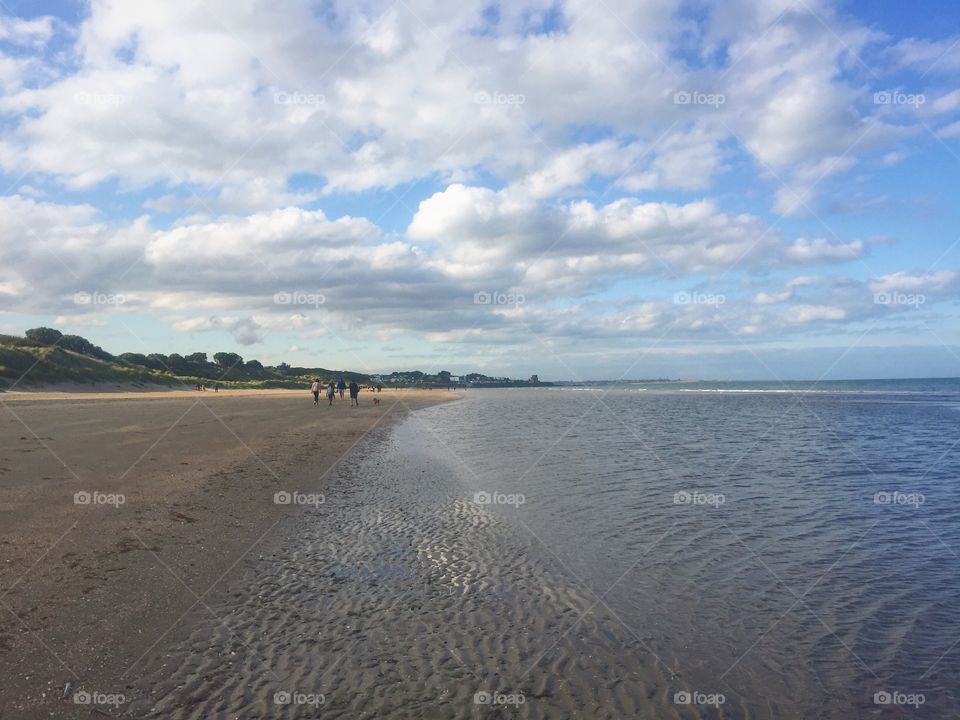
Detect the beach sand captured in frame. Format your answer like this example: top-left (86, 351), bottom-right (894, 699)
top-left (0, 388), bottom-right (458, 719)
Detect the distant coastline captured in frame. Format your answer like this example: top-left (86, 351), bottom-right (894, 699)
top-left (0, 327), bottom-right (551, 391)
top-left (4, 329), bottom-right (957, 393)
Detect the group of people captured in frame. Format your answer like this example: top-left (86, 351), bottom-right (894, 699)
top-left (311, 378), bottom-right (361, 407)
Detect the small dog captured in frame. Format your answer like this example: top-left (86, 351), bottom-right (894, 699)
top-left (373, 397), bottom-right (381, 406)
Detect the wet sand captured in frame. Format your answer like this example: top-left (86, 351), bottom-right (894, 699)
top-left (0, 389), bottom-right (456, 719)
top-left (118, 413), bottom-right (663, 719)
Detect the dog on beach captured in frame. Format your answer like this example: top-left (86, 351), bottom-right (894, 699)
top-left (373, 397), bottom-right (380, 406)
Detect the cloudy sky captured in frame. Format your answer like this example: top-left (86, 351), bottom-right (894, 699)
top-left (1, 0), bottom-right (959, 380)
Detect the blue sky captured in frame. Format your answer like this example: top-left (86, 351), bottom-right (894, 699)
top-left (0, 0), bottom-right (959, 380)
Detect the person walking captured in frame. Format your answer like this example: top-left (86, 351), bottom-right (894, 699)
top-left (311, 378), bottom-right (320, 406)
top-left (337, 378), bottom-right (346, 399)
top-left (349, 380), bottom-right (360, 407)
top-left (327, 381), bottom-right (336, 406)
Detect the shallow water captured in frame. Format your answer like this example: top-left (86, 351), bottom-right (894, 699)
top-left (412, 386), bottom-right (960, 718)
top-left (125, 419), bottom-right (654, 719)
top-left (126, 385), bottom-right (960, 718)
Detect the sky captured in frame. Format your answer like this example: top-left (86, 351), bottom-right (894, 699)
top-left (0, 0), bottom-right (959, 381)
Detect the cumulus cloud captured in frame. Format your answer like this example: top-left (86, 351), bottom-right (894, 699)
top-left (410, 184), bottom-right (874, 293)
top-left (785, 238), bottom-right (865, 263)
top-left (0, 15), bottom-right (55, 45)
top-left (0, 195), bottom-right (149, 310)
top-left (172, 316), bottom-right (265, 345)
top-left (0, 0), bottom-right (957, 373)
top-left (753, 276), bottom-right (818, 305)
top-left (869, 271), bottom-right (958, 293)
top-left (146, 207), bottom-right (381, 279)
top-left (888, 35), bottom-right (960, 75)
top-left (0, 182), bottom-right (939, 353)
top-left (783, 304), bottom-right (846, 323)
top-left (0, 0), bottom-right (927, 212)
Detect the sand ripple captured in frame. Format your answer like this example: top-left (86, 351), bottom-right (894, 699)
top-left (122, 424), bottom-right (671, 719)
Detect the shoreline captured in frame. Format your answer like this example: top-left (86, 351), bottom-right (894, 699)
top-left (0, 389), bottom-right (458, 719)
top-left (0, 386), bottom-right (428, 402)
top-left (118, 403), bottom-right (656, 719)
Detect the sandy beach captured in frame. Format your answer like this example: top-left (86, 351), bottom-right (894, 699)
top-left (0, 388), bottom-right (457, 719)
top-left (6, 385), bottom-right (958, 719)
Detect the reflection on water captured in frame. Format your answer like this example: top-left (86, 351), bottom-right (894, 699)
top-left (411, 385), bottom-right (960, 718)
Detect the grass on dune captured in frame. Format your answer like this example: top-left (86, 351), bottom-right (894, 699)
top-left (0, 331), bottom-right (366, 391)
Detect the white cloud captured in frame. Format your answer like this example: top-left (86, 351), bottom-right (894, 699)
top-left (0, 187), bottom-right (910, 354)
top-left (173, 315), bottom-right (265, 345)
top-left (889, 35), bottom-right (960, 75)
top-left (772, 155), bottom-right (860, 216)
top-left (785, 237), bottom-right (864, 263)
top-left (0, 0), bottom-right (921, 213)
top-left (754, 290), bottom-right (790, 305)
top-left (0, 15), bottom-right (55, 45)
top-left (511, 140), bottom-right (638, 200)
top-left (937, 121), bottom-right (960, 140)
top-left (0, 0), bottom-right (957, 374)
top-left (929, 89), bottom-right (960, 116)
top-left (0, 195), bottom-right (149, 308)
top-left (784, 304), bottom-right (846, 323)
top-left (618, 125), bottom-right (728, 193)
top-left (869, 271), bottom-right (957, 293)
top-left (146, 207), bottom-right (381, 274)
top-left (753, 275), bottom-right (818, 304)
top-left (881, 151), bottom-right (905, 166)
top-left (409, 184), bottom-right (796, 286)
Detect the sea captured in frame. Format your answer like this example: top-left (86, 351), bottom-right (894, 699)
top-left (403, 379), bottom-right (960, 718)
top-left (125, 379), bottom-right (960, 718)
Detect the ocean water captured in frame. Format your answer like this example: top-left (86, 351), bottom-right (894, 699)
top-left (124, 381), bottom-right (960, 718)
top-left (406, 382), bottom-right (960, 718)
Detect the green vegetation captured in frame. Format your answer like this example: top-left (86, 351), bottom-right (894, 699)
top-left (0, 328), bottom-right (552, 391)
top-left (0, 328), bottom-right (369, 391)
